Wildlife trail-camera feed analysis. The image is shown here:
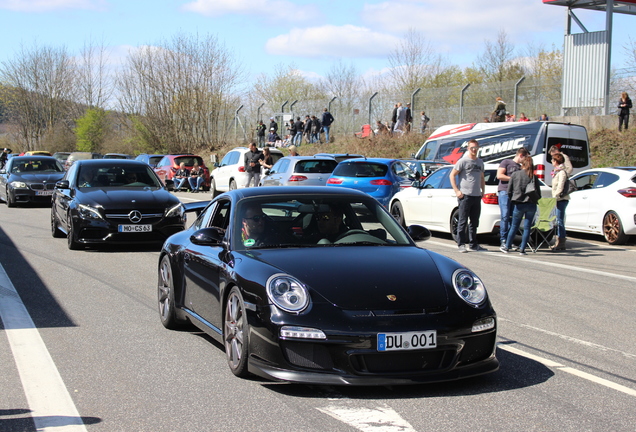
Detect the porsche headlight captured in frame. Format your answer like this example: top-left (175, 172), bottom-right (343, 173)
top-left (267, 274), bottom-right (309, 313)
top-left (165, 203), bottom-right (184, 218)
top-left (78, 204), bottom-right (104, 220)
top-left (10, 181), bottom-right (27, 189)
top-left (452, 269), bottom-right (487, 307)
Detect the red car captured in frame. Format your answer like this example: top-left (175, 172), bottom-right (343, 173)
top-left (154, 154), bottom-right (211, 191)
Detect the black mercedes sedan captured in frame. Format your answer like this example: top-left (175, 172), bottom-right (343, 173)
top-left (51, 159), bottom-right (186, 250)
top-left (158, 186), bottom-right (498, 385)
top-left (0, 156), bottom-right (65, 207)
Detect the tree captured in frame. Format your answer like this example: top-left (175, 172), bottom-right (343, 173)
top-left (75, 108), bottom-right (108, 152)
top-left (0, 44), bottom-right (76, 150)
top-left (76, 38), bottom-right (113, 110)
top-left (475, 30), bottom-right (524, 85)
top-left (117, 32), bottom-right (243, 153)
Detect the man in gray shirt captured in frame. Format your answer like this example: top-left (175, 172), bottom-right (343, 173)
top-left (450, 139), bottom-right (486, 252)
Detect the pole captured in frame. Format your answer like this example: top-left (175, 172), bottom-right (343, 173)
top-left (514, 76), bottom-right (525, 118)
top-left (460, 83), bottom-right (471, 123)
top-left (368, 92), bottom-right (378, 126)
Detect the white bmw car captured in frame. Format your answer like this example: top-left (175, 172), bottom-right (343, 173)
top-left (566, 167), bottom-right (636, 245)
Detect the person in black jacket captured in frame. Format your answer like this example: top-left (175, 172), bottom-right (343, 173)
top-left (321, 108), bottom-right (335, 143)
top-left (618, 92), bottom-right (632, 132)
top-left (269, 117), bottom-right (278, 134)
top-left (303, 115), bottom-right (312, 144)
top-left (500, 157), bottom-right (540, 255)
top-left (256, 120), bottom-right (266, 146)
top-left (244, 142), bottom-right (264, 187)
top-left (293, 117), bottom-right (304, 146)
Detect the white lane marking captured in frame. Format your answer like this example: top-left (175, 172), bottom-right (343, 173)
top-left (424, 240), bottom-right (636, 283)
top-left (318, 405), bottom-right (416, 432)
top-left (0, 264), bottom-right (87, 432)
top-left (498, 344), bottom-right (636, 397)
top-left (499, 318), bottom-right (636, 359)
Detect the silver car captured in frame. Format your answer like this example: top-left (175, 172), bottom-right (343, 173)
top-left (260, 156), bottom-right (338, 187)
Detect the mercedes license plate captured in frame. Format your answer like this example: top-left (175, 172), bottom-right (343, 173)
top-left (118, 224), bottom-right (152, 233)
top-left (377, 330), bottom-right (436, 351)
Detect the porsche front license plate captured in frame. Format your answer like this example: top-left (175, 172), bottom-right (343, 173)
top-left (377, 330), bottom-right (436, 351)
top-left (118, 224), bottom-right (152, 233)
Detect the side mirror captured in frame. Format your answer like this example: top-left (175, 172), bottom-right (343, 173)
top-left (408, 225), bottom-right (431, 242)
top-left (55, 180), bottom-right (70, 189)
top-left (0, 169), bottom-right (6, 175)
top-left (265, 169), bottom-right (271, 175)
top-left (410, 180), bottom-right (422, 189)
top-left (190, 227), bottom-right (225, 246)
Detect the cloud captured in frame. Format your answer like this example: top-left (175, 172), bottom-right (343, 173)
top-left (182, 0), bottom-right (320, 22)
top-left (0, 0), bottom-right (106, 12)
top-left (265, 25), bottom-right (402, 59)
top-left (361, 0), bottom-right (565, 49)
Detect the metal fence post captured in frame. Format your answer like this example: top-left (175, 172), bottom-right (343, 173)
top-left (514, 76), bottom-right (525, 118)
top-left (460, 83), bottom-right (471, 123)
top-left (368, 92), bottom-right (378, 126)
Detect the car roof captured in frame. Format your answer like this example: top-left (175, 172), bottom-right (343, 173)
top-left (75, 159), bottom-right (149, 167)
top-left (220, 185), bottom-right (372, 200)
top-left (284, 156), bottom-right (340, 161)
top-left (340, 158), bottom-right (399, 164)
top-left (9, 155), bottom-right (58, 162)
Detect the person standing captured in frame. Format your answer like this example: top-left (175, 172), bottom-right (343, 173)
top-left (405, 103), bottom-right (413, 132)
top-left (259, 146), bottom-right (274, 172)
top-left (548, 145), bottom-right (573, 176)
top-left (321, 108), bottom-right (335, 143)
top-left (303, 115), bottom-right (312, 144)
top-left (492, 97), bottom-right (506, 122)
top-left (618, 92), bottom-right (632, 132)
top-left (256, 120), bottom-right (266, 146)
top-left (500, 157), bottom-right (541, 255)
top-left (393, 103), bottom-right (407, 134)
top-left (293, 117), bottom-right (304, 146)
top-left (496, 148), bottom-right (529, 249)
top-left (188, 161), bottom-right (204, 193)
top-left (550, 153), bottom-right (570, 251)
top-left (269, 117), bottom-right (278, 134)
top-left (390, 103), bottom-right (398, 135)
top-left (244, 142), bottom-right (264, 187)
top-left (420, 111), bottom-right (430, 133)
top-left (310, 115), bottom-right (322, 143)
top-left (287, 119), bottom-right (297, 144)
top-left (173, 162), bottom-right (189, 191)
top-left (450, 139), bottom-right (486, 253)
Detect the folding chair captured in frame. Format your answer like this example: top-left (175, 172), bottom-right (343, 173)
top-left (527, 198), bottom-right (557, 252)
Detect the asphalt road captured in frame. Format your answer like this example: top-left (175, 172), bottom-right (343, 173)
top-left (1, 194), bottom-right (635, 432)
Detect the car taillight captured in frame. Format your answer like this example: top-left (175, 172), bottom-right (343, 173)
top-left (482, 193), bottom-right (498, 205)
top-left (327, 178), bottom-right (343, 185)
top-left (618, 188), bottom-right (636, 197)
top-left (535, 164), bottom-right (545, 181)
top-left (238, 166), bottom-right (245, 172)
top-left (288, 175), bottom-right (308, 182)
top-left (370, 179), bottom-right (392, 186)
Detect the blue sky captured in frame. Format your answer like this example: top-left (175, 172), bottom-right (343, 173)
top-left (0, 0), bottom-right (633, 83)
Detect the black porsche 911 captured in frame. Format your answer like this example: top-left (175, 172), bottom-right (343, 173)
top-left (51, 159), bottom-right (186, 250)
top-left (158, 186), bottom-right (498, 385)
top-left (0, 156), bottom-right (66, 207)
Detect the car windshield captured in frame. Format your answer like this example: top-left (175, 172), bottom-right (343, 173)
top-left (12, 159), bottom-right (64, 173)
top-left (234, 196), bottom-right (412, 250)
top-left (77, 165), bottom-right (162, 188)
top-left (332, 162), bottom-right (388, 178)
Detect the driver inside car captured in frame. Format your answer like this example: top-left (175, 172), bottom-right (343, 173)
top-left (241, 203), bottom-right (280, 247)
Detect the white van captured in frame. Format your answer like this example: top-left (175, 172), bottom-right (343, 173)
top-left (414, 121), bottom-right (590, 185)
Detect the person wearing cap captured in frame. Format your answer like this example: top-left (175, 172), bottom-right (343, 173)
top-left (269, 117), bottom-right (278, 134)
top-left (288, 145), bottom-right (299, 157)
top-left (267, 128), bottom-right (280, 146)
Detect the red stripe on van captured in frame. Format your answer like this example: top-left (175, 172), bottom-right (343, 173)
top-left (427, 123), bottom-right (477, 140)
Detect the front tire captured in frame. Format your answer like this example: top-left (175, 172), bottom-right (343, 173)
top-left (6, 188), bottom-right (16, 207)
top-left (229, 179), bottom-right (237, 191)
top-left (67, 212), bottom-right (81, 250)
top-left (210, 178), bottom-right (219, 198)
top-left (224, 287), bottom-right (250, 377)
top-left (390, 201), bottom-right (406, 228)
top-left (158, 255), bottom-right (186, 329)
top-left (451, 209), bottom-right (460, 243)
top-left (51, 207), bottom-right (64, 238)
top-left (603, 211), bottom-right (628, 245)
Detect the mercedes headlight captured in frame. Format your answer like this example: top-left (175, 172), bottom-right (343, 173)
top-left (165, 203), bottom-right (184, 218)
top-left (10, 181), bottom-right (27, 189)
top-left (78, 204), bottom-right (104, 220)
top-left (267, 274), bottom-right (310, 313)
top-left (452, 269), bottom-right (487, 307)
